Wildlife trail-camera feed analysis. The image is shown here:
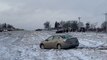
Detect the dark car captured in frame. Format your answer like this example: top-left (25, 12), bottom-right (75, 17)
top-left (0, 29), bottom-right (3, 32)
top-left (35, 29), bottom-right (42, 31)
top-left (56, 29), bottom-right (65, 33)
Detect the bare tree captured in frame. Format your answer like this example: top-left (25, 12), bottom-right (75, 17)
top-left (44, 21), bottom-right (51, 29)
top-left (59, 20), bottom-right (79, 32)
top-left (101, 21), bottom-right (107, 32)
top-left (71, 21), bottom-right (78, 31)
top-left (59, 21), bottom-right (65, 28)
top-left (54, 21), bottom-right (60, 29)
top-left (86, 22), bottom-right (90, 31)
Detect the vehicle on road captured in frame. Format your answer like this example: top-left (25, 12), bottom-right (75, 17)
top-left (40, 34), bottom-right (79, 49)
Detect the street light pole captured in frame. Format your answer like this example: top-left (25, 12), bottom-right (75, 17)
top-left (78, 17), bottom-right (81, 30)
top-left (78, 17), bottom-right (81, 23)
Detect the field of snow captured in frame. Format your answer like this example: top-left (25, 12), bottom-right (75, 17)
top-left (0, 31), bottom-right (107, 60)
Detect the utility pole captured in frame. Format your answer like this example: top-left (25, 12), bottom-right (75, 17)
top-left (105, 13), bottom-right (107, 32)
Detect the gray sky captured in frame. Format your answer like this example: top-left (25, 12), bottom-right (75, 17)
top-left (0, 0), bottom-right (107, 30)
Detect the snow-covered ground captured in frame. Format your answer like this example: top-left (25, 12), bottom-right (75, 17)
top-left (0, 31), bottom-right (107, 60)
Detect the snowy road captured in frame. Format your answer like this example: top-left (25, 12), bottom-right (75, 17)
top-left (0, 31), bottom-right (107, 60)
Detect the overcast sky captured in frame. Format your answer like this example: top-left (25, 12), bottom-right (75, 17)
top-left (0, 0), bottom-right (107, 30)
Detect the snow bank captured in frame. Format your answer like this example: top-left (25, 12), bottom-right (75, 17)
top-left (0, 31), bottom-right (107, 60)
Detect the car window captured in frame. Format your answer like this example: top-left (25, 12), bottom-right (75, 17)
top-left (47, 36), bottom-right (53, 41)
top-left (53, 36), bottom-right (61, 40)
top-left (61, 35), bottom-right (72, 39)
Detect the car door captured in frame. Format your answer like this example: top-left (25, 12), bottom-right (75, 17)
top-left (45, 36), bottom-right (59, 48)
top-left (44, 36), bottom-right (54, 48)
top-left (52, 36), bottom-right (61, 47)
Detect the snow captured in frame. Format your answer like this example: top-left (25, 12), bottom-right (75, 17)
top-left (0, 31), bottom-right (107, 60)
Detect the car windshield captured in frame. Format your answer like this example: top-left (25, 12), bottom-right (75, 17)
top-left (61, 35), bottom-right (72, 39)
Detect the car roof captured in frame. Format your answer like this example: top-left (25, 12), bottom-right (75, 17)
top-left (53, 34), bottom-right (72, 37)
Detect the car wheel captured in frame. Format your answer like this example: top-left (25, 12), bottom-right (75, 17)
top-left (57, 44), bottom-right (61, 49)
top-left (40, 44), bottom-right (45, 49)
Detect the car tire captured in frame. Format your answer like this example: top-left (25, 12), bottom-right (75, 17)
top-left (40, 44), bottom-right (45, 49)
top-left (57, 44), bottom-right (62, 49)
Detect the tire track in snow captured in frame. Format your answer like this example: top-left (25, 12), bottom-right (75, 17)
top-left (69, 50), bottom-right (91, 60)
top-left (79, 39), bottom-right (104, 48)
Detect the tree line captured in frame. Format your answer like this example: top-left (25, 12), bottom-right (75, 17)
top-left (0, 23), bottom-right (24, 32)
top-left (43, 20), bottom-right (107, 32)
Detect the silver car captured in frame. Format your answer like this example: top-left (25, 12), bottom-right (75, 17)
top-left (40, 35), bottom-right (79, 49)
